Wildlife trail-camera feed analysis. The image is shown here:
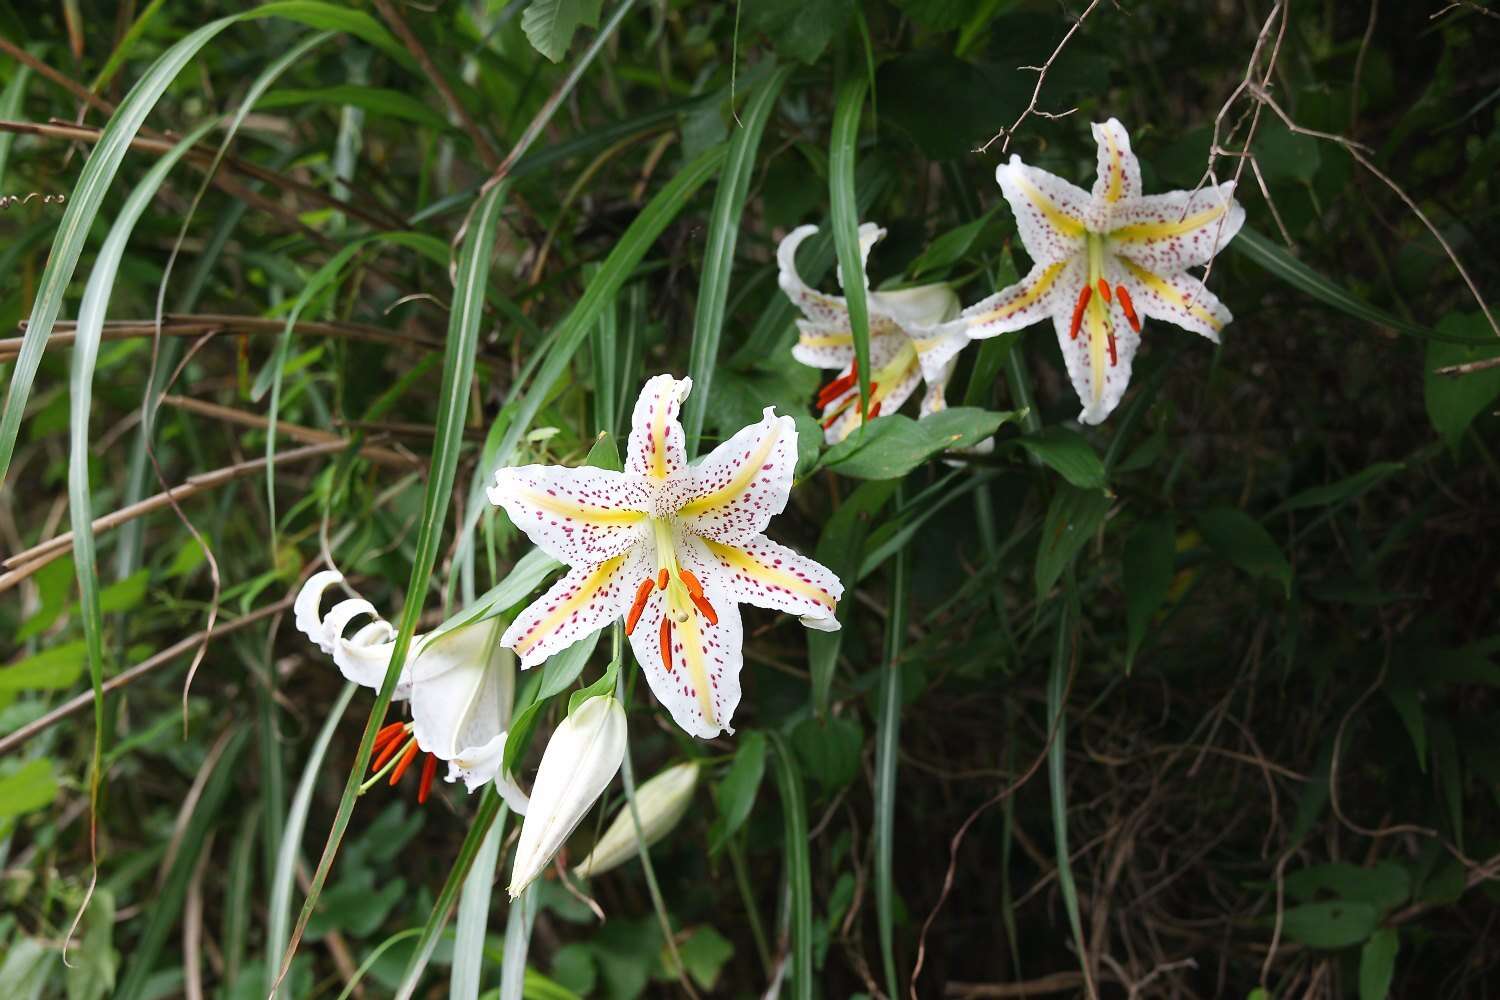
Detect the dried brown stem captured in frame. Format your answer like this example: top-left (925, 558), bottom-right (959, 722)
top-left (974, 0), bottom-right (1106, 154)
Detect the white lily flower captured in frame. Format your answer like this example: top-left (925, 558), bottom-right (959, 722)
top-left (293, 572), bottom-right (525, 801)
top-left (574, 760), bottom-right (699, 879)
top-left (779, 222), bottom-right (968, 443)
top-left (962, 118), bottom-right (1246, 425)
top-left (508, 694), bottom-right (627, 898)
top-left (489, 374), bottom-right (844, 739)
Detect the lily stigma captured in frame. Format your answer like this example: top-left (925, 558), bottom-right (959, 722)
top-left (490, 374), bottom-right (844, 739)
top-left (961, 118), bottom-right (1246, 424)
top-left (779, 222), bottom-right (969, 443)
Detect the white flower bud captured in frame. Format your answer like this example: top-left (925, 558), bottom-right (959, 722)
top-left (574, 761), bottom-right (699, 878)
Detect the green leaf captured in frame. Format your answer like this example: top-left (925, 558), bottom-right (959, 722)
top-left (662, 926), bottom-right (734, 992)
top-left (890, 0), bottom-right (975, 30)
top-left (258, 85), bottom-right (454, 132)
top-left (767, 733), bottom-right (812, 1000)
top-left (1015, 426), bottom-right (1106, 490)
top-left (1123, 515), bottom-right (1175, 669)
top-left (538, 629), bottom-right (603, 700)
top-left (712, 731), bottom-right (767, 850)
top-left (568, 668), bottom-right (619, 716)
top-left (0, 641), bottom-right (88, 692)
top-left (1196, 507), bottom-right (1293, 597)
top-left (1284, 861), bottom-right (1411, 915)
top-left (0, 758), bottom-right (59, 819)
top-left (743, 0), bottom-right (853, 64)
top-left (1035, 486), bottom-right (1111, 598)
top-left (1359, 928), bottom-right (1399, 1000)
top-left (1424, 312), bottom-right (1500, 447)
top-left (521, 0), bottom-right (604, 62)
top-left (1280, 900), bottom-right (1378, 950)
top-left (821, 408), bottom-right (1015, 479)
top-left (830, 75), bottom-right (871, 409)
top-left (1270, 461), bottom-right (1405, 515)
top-left (790, 715), bottom-right (864, 791)
top-left (909, 211), bottom-right (994, 278)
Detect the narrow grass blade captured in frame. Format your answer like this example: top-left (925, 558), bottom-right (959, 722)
top-left (1047, 584), bottom-right (1094, 998)
top-left (0, 55), bottom-right (34, 183)
top-left (499, 883), bottom-right (540, 1000)
top-left (450, 810), bottom-right (508, 1000)
top-left (278, 181), bottom-right (509, 991)
top-left (829, 76), bottom-right (871, 412)
top-left (767, 732), bottom-right (811, 1000)
top-left (874, 512), bottom-right (907, 1000)
top-left (682, 64), bottom-right (790, 454)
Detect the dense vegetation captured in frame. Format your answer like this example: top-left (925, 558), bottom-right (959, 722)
top-left (2, 1), bottom-right (1498, 998)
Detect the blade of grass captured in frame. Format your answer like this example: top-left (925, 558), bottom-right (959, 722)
top-left (1047, 579), bottom-right (1095, 999)
top-left (276, 180), bottom-right (509, 993)
top-left (0, 53), bottom-right (34, 184)
top-left (766, 732), bottom-right (811, 1000)
top-left (682, 64), bottom-right (790, 454)
top-left (874, 507), bottom-right (908, 1000)
top-left (449, 807), bottom-right (508, 1000)
top-left (829, 75), bottom-right (871, 415)
top-left (499, 882), bottom-right (540, 1000)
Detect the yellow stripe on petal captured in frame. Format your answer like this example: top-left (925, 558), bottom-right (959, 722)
top-left (1014, 175), bottom-right (1088, 239)
top-left (514, 555), bottom-right (626, 655)
top-left (678, 425), bottom-right (782, 518)
top-left (702, 539), bottom-right (837, 611)
top-left (511, 487), bottom-right (648, 526)
top-left (1117, 258), bottom-right (1224, 331)
top-left (1110, 204), bottom-right (1227, 243)
top-left (967, 261), bottom-right (1067, 327)
top-left (800, 331), bottom-right (855, 349)
top-left (675, 614), bottom-right (718, 728)
top-left (1103, 130), bottom-right (1125, 203)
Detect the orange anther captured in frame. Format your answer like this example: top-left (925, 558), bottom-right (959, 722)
top-left (657, 568), bottom-right (669, 590)
top-left (1107, 327), bottom-right (1119, 367)
top-left (389, 741), bottom-right (421, 785)
top-left (373, 721), bottom-right (407, 751)
top-left (1116, 285), bottom-right (1140, 332)
top-left (417, 753), bottom-right (439, 804)
top-left (659, 617), bottom-right (673, 674)
top-left (679, 569), bottom-right (718, 625)
top-left (372, 735), bottom-right (406, 773)
top-left (1068, 285), bottom-right (1093, 341)
top-left (867, 400), bottom-right (882, 420)
top-left (625, 577), bottom-right (655, 635)
top-left (1097, 278), bottom-right (1111, 302)
top-left (817, 365), bottom-right (858, 406)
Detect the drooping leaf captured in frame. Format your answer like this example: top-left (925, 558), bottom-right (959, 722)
top-left (1424, 312), bottom-right (1500, 447)
top-left (820, 408), bottom-right (1016, 479)
top-left (1015, 426), bottom-right (1107, 490)
top-left (1035, 485), bottom-right (1111, 598)
top-left (521, 0), bottom-right (605, 63)
top-left (1196, 507), bottom-right (1293, 597)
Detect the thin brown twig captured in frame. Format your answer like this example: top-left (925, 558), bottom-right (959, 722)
top-left (974, 0), bottom-right (1106, 154)
top-left (0, 314), bottom-right (446, 360)
top-left (156, 394), bottom-right (419, 469)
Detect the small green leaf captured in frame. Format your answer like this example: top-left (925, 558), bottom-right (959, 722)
top-left (1197, 507), bottom-right (1293, 597)
top-left (661, 926), bottom-right (734, 991)
top-left (0, 758), bottom-right (59, 819)
top-left (538, 630), bottom-right (604, 700)
top-left (712, 731), bottom-right (767, 849)
top-left (1284, 861), bottom-right (1411, 915)
top-left (1271, 461), bottom-right (1405, 515)
top-left (258, 85), bottom-right (454, 132)
top-left (568, 666), bottom-right (619, 715)
top-left (1123, 515), bottom-right (1175, 669)
top-left (909, 211), bottom-right (994, 278)
top-left (0, 641), bottom-right (88, 692)
top-left (1035, 486), bottom-right (1111, 598)
top-left (1280, 900), bottom-right (1378, 950)
top-left (821, 408), bottom-right (1016, 479)
top-left (1359, 928), bottom-right (1399, 1000)
top-left (790, 716), bottom-right (863, 791)
top-left (521, 0), bottom-right (604, 62)
top-left (743, 0), bottom-right (853, 64)
top-left (1424, 312), bottom-right (1500, 447)
top-left (1015, 426), bottom-right (1106, 490)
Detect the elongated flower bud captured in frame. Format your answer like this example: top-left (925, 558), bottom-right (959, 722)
top-left (573, 760), bottom-right (699, 878)
top-left (507, 695), bottom-right (627, 897)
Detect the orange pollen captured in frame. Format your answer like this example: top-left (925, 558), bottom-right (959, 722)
top-left (1068, 285), bottom-right (1093, 341)
top-left (678, 569), bottom-right (718, 625)
top-left (657, 568), bottom-right (669, 590)
top-left (817, 366), bottom-right (858, 407)
top-left (389, 741), bottom-right (421, 785)
top-left (1116, 285), bottom-right (1140, 332)
top-left (625, 577), bottom-right (655, 635)
top-left (371, 734), bottom-right (407, 773)
top-left (659, 616), bottom-right (673, 674)
top-left (417, 753), bottom-right (438, 804)
top-left (1097, 278), bottom-right (1111, 302)
top-left (373, 721), bottom-right (408, 752)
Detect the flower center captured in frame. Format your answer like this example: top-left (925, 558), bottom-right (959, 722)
top-left (364, 720), bottom-right (440, 804)
top-left (1065, 233), bottom-right (1143, 402)
top-left (816, 339), bottom-right (917, 428)
top-left (624, 519), bottom-right (719, 675)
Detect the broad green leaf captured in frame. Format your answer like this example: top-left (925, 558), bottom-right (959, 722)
top-left (1279, 900), bottom-right (1378, 950)
top-left (1359, 928), bottom-right (1399, 1000)
top-left (820, 408), bottom-right (1015, 479)
top-left (1122, 515), bottom-right (1175, 669)
top-left (910, 211), bottom-right (995, 278)
top-left (712, 731), bottom-right (767, 850)
top-left (1271, 461), bottom-right (1405, 515)
top-left (1284, 861), bottom-right (1411, 914)
top-left (1015, 426), bottom-right (1106, 490)
top-left (662, 926), bottom-right (734, 992)
top-left (0, 758), bottom-right (59, 819)
top-left (743, 0), bottom-right (853, 64)
top-left (790, 715), bottom-right (864, 791)
top-left (538, 629), bottom-right (603, 700)
top-left (0, 641), bottom-right (88, 692)
top-left (66, 887), bottom-right (116, 1000)
top-left (830, 75), bottom-right (872, 408)
top-left (1035, 486), bottom-right (1111, 598)
top-left (521, 0), bottom-right (604, 62)
top-left (1196, 507), bottom-right (1293, 597)
top-left (258, 85), bottom-right (455, 132)
top-left (1424, 312), bottom-right (1500, 447)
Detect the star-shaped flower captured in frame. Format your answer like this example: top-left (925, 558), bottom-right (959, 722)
top-left (489, 374), bottom-right (844, 739)
top-left (962, 118), bottom-right (1246, 424)
top-left (779, 222), bottom-right (969, 442)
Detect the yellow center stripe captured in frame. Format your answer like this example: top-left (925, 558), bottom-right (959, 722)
top-left (514, 555), bottom-right (624, 654)
top-left (1110, 204), bottom-right (1226, 243)
top-left (801, 332), bottom-right (855, 349)
top-left (967, 261), bottom-right (1067, 326)
top-left (649, 400), bottom-right (669, 478)
top-left (1086, 295), bottom-right (1108, 406)
top-left (512, 486), bottom-right (647, 526)
top-left (1117, 258), bottom-right (1222, 331)
top-left (679, 425), bottom-right (781, 517)
top-left (702, 539), bottom-right (836, 609)
top-left (1103, 130), bottom-right (1125, 203)
top-left (1014, 174), bottom-right (1087, 238)
top-left (675, 613), bottom-right (717, 727)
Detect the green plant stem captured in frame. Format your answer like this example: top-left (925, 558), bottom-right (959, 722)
top-left (874, 509), bottom-right (908, 1000)
top-left (1048, 578), bottom-right (1094, 999)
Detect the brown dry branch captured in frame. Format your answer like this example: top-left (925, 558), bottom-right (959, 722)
top-left (975, 0), bottom-right (1106, 155)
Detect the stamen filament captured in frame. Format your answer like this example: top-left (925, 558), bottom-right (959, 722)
top-left (625, 577), bottom-right (655, 635)
top-left (1068, 285), bottom-right (1093, 341)
top-left (817, 364), bottom-right (858, 406)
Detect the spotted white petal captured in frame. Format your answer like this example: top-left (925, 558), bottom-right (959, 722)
top-left (1115, 262), bottom-right (1232, 343)
top-left (835, 221), bottom-right (886, 290)
top-left (488, 463), bottom-right (651, 566)
top-left (626, 373), bottom-right (691, 481)
top-left (1091, 117), bottom-right (1143, 206)
top-left (501, 549), bottom-right (645, 668)
top-left (778, 224), bottom-right (849, 327)
top-left (1108, 181), bottom-right (1245, 272)
top-left (686, 533), bottom-right (841, 632)
top-left (671, 408), bottom-right (798, 545)
top-left (961, 259), bottom-right (1082, 341)
top-left (995, 156), bottom-right (1094, 265)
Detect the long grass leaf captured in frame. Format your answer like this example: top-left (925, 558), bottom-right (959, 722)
top-left (449, 808), bottom-right (508, 1000)
top-left (829, 76), bottom-right (871, 413)
top-left (766, 732), bottom-right (811, 1000)
top-left (682, 64), bottom-right (790, 454)
top-left (874, 515), bottom-right (907, 1000)
top-left (0, 55), bottom-right (33, 183)
top-left (1047, 583), bottom-right (1093, 998)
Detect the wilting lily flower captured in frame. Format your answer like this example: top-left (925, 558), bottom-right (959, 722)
top-left (509, 695), bottom-right (628, 897)
top-left (294, 571), bottom-right (526, 802)
top-left (779, 223), bottom-right (969, 443)
top-left (574, 760), bottom-right (700, 878)
top-left (962, 118), bottom-right (1245, 424)
top-left (489, 374), bottom-right (843, 739)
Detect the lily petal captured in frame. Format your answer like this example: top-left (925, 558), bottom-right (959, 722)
top-left (690, 534), bottom-right (842, 631)
top-left (673, 408), bottom-right (797, 544)
top-left (294, 570), bottom-right (346, 654)
top-left (1091, 118), bottom-right (1142, 206)
top-left (821, 346), bottom-right (924, 445)
top-left (1054, 259), bottom-right (1144, 425)
top-left (790, 319), bottom-right (858, 371)
top-left (910, 321), bottom-right (972, 414)
top-left (777, 224), bottom-right (852, 327)
top-left (488, 464), bottom-right (650, 565)
top-left (1109, 181), bottom-right (1245, 271)
top-left (1115, 258), bottom-right (1233, 342)
top-left (293, 572), bottom-right (413, 697)
top-left (438, 730), bottom-right (530, 812)
top-left (626, 373), bottom-right (691, 480)
top-left (870, 282), bottom-right (959, 329)
top-left (626, 553), bottom-right (743, 739)
top-left (834, 221), bottom-right (885, 290)
top-left (962, 259), bottom-right (1081, 340)
top-left (501, 549), bottom-right (644, 668)
top-left (409, 618), bottom-right (511, 790)
top-left (995, 155), bottom-right (1093, 265)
